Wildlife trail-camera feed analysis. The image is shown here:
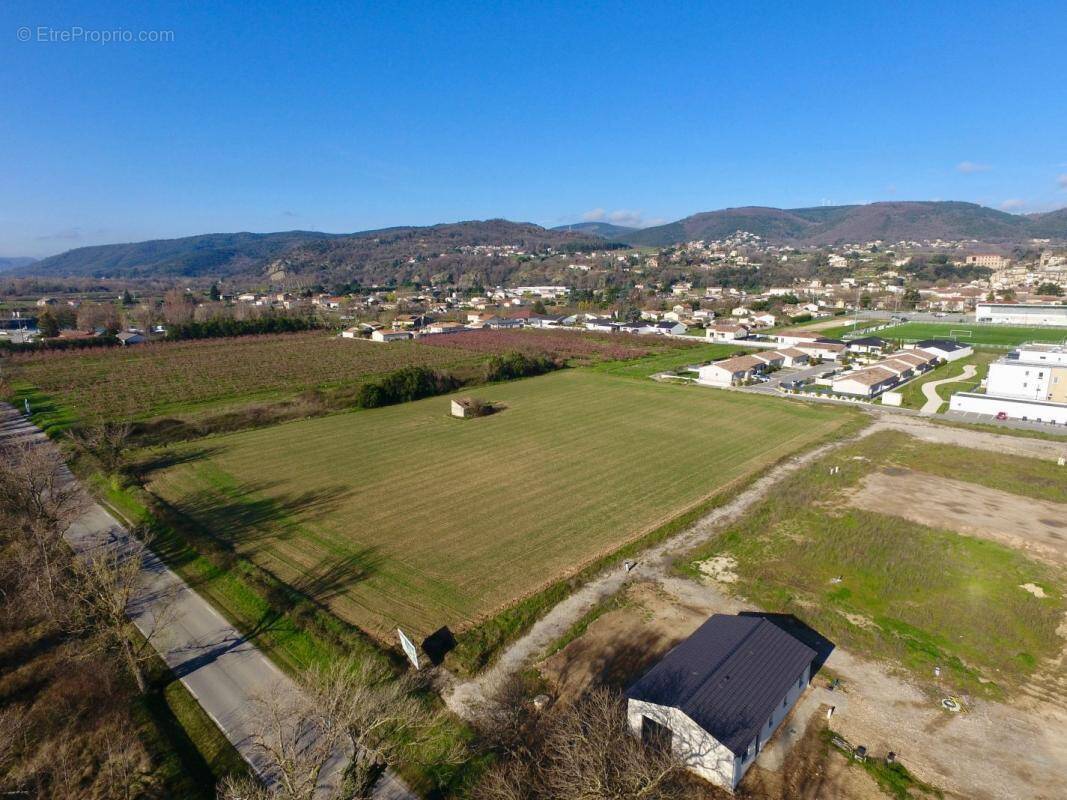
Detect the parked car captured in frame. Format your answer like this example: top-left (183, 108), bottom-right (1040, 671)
top-left (996, 411), bottom-right (1008, 421)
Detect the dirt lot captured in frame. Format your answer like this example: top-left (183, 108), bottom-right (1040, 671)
top-left (539, 574), bottom-right (1067, 800)
top-left (538, 583), bottom-right (890, 800)
top-left (849, 467), bottom-right (1067, 567)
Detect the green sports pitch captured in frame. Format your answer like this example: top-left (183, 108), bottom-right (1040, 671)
top-left (879, 321), bottom-right (1067, 347)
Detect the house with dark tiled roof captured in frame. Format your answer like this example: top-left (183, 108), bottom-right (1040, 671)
top-left (626, 614), bottom-right (816, 790)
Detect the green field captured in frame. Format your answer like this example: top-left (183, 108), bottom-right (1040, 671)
top-left (684, 431), bottom-right (1066, 698)
top-left (143, 370), bottom-right (852, 642)
top-left (880, 321), bottom-right (1067, 347)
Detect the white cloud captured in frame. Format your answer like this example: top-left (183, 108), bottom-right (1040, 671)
top-left (1057, 174), bottom-right (1067, 190)
top-left (956, 161), bottom-right (991, 174)
top-left (1000, 198), bottom-right (1026, 211)
top-left (579, 208), bottom-right (661, 228)
top-left (35, 227), bottom-right (83, 241)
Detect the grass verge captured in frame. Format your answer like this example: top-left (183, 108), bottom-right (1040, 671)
top-left (824, 729), bottom-right (943, 800)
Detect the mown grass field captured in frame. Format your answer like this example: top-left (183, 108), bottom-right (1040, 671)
top-left (684, 430), bottom-right (1066, 698)
top-left (143, 369), bottom-right (852, 641)
top-left (880, 321), bottom-right (1067, 347)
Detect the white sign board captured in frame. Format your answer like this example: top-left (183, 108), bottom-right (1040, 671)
top-left (397, 628), bottom-right (420, 670)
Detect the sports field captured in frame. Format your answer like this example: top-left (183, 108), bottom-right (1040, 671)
top-left (880, 321), bottom-right (1067, 347)
top-left (144, 370), bottom-right (851, 641)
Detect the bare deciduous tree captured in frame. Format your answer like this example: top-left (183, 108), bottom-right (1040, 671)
top-left (220, 658), bottom-right (463, 800)
top-left (65, 533), bottom-right (176, 694)
top-left (476, 689), bottom-right (696, 800)
top-left (0, 440), bottom-right (87, 611)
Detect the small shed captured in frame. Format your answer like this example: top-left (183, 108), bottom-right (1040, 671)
top-left (451, 398), bottom-right (475, 418)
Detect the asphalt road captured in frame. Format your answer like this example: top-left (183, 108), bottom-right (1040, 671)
top-left (0, 404), bottom-right (415, 800)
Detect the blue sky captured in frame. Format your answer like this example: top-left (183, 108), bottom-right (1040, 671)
top-left (2, 0), bottom-right (1067, 257)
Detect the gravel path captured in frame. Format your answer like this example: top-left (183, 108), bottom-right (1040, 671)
top-left (919, 364), bottom-right (977, 413)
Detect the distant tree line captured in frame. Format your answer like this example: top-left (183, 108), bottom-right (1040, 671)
top-left (164, 314), bottom-right (322, 341)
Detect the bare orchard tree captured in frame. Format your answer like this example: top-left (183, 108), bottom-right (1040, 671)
top-left (0, 440), bottom-right (87, 612)
top-left (65, 532), bottom-right (176, 694)
top-left (219, 657), bottom-right (464, 800)
top-left (476, 688), bottom-right (698, 800)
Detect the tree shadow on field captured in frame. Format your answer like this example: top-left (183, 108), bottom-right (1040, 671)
top-left (173, 479), bottom-right (353, 551)
top-left (289, 546), bottom-right (384, 606)
top-left (130, 445), bottom-right (223, 480)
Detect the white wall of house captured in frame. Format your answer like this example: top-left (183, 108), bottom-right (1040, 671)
top-left (950, 392), bottom-right (1067, 424)
top-left (626, 701), bottom-right (737, 789)
top-left (697, 365), bottom-right (744, 387)
top-left (832, 376), bottom-right (895, 396)
top-left (627, 663), bottom-right (811, 790)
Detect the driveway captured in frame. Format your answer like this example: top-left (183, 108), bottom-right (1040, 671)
top-left (0, 405), bottom-right (414, 800)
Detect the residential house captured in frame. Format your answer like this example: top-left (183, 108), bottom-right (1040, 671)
top-left (697, 355), bottom-right (766, 387)
top-left (832, 366), bottom-right (898, 397)
top-left (626, 614), bottom-right (815, 791)
top-left (846, 336), bottom-right (888, 355)
top-left (706, 322), bottom-right (750, 342)
top-left (370, 329), bottom-right (412, 343)
top-left (909, 340), bottom-right (973, 362)
top-left (793, 340), bottom-right (847, 362)
top-left (775, 347), bottom-right (811, 368)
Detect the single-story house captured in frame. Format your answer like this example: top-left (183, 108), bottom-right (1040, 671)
top-left (370, 329), bottom-right (413, 342)
top-left (794, 340), bottom-right (847, 361)
top-left (483, 316), bottom-right (525, 329)
top-left (750, 312), bottom-right (777, 327)
top-left (421, 322), bottom-right (468, 335)
top-left (652, 320), bottom-right (687, 336)
top-left (910, 339), bottom-right (973, 362)
top-left (626, 614), bottom-right (816, 790)
top-left (774, 331), bottom-right (824, 347)
top-left (775, 347), bottom-right (811, 368)
top-left (751, 350), bottom-right (786, 369)
top-left (584, 319), bottom-right (620, 333)
top-left (847, 336), bottom-right (888, 355)
top-left (340, 326), bottom-right (362, 339)
top-left (116, 331), bottom-right (145, 346)
top-left (697, 355), bottom-right (766, 387)
top-left (706, 323), bottom-right (750, 342)
top-left (831, 366), bottom-right (898, 396)
top-left (527, 315), bottom-right (565, 328)
top-left (875, 358), bottom-right (916, 379)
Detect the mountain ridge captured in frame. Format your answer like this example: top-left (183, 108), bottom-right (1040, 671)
top-left (16, 202), bottom-right (1067, 281)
